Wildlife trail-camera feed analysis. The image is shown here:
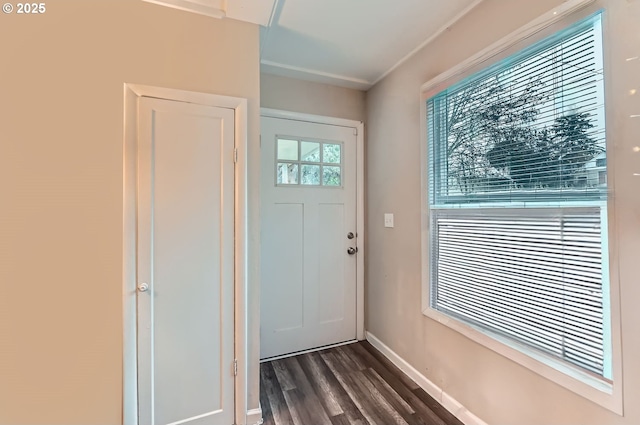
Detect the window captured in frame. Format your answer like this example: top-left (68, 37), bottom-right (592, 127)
top-left (276, 138), bottom-right (342, 187)
top-left (426, 12), bottom-right (610, 380)
top-left (598, 171), bottom-right (607, 185)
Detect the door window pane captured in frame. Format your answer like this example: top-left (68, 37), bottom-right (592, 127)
top-left (323, 144), bottom-right (341, 164)
top-left (323, 166), bottom-right (341, 186)
top-left (301, 141), bottom-right (320, 162)
top-left (277, 163), bottom-right (298, 184)
top-left (301, 165), bottom-right (320, 185)
top-left (277, 139), bottom-right (298, 161)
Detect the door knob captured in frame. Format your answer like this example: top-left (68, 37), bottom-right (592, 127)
top-left (347, 232), bottom-right (355, 239)
top-left (138, 282), bottom-right (149, 292)
top-left (347, 247), bottom-right (358, 255)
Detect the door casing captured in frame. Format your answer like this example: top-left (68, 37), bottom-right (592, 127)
top-left (123, 84), bottom-right (252, 425)
top-left (260, 108), bottom-right (365, 346)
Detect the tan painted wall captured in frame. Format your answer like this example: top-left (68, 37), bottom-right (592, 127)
top-left (261, 74), bottom-right (366, 122)
top-left (0, 2), bottom-right (260, 424)
top-left (365, 0), bottom-right (640, 424)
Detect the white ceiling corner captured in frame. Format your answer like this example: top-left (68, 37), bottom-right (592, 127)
top-left (260, 0), bottom-right (485, 90)
top-left (226, 0), bottom-right (277, 26)
top-left (142, 0), bottom-right (276, 26)
top-left (142, 0), bottom-right (227, 19)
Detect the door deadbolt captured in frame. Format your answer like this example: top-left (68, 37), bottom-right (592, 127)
top-left (347, 232), bottom-right (355, 239)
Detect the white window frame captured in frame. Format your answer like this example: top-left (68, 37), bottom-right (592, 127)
top-left (419, 0), bottom-right (623, 414)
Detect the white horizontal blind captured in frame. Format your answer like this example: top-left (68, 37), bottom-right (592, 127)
top-left (427, 12), bottom-right (610, 378)
top-left (428, 13), bottom-right (606, 206)
top-left (432, 208), bottom-right (605, 375)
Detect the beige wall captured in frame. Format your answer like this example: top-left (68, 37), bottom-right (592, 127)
top-left (261, 73), bottom-right (366, 122)
top-left (365, 0), bottom-right (640, 424)
top-left (0, 2), bottom-right (260, 424)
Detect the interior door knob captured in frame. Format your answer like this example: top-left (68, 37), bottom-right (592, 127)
top-left (347, 247), bottom-right (358, 255)
top-left (138, 282), bottom-right (149, 292)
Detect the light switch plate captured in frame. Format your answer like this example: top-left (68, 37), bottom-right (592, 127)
top-left (384, 213), bottom-right (394, 228)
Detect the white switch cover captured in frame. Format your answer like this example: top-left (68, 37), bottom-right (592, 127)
top-left (384, 213), bottom-right (394, 228)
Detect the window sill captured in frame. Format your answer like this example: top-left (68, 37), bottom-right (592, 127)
top-left (421, 306), bottom-right (622, 414)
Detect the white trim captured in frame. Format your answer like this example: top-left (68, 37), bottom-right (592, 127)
top-left (141, 0), bottom-right (226, 19)
top-left (123, 84), bottom-right (250, 425)
top-left (423, 306), bottom-right (616, 392)
top-left (245, 406), bottom-right (264, 425)
top-left (260, 60), bottom-right (371, 86)
top-left (261, 108), bottom-right (362, 130)
top-left (122, 85), bottom-right (139, 425)
top-left (355, 119), bottom-right (365, 341)
top-left (266, 0), bottom-right (281, 31)
top-left (260, 339), bottom-right (358, 363)
top-left (260, 60), bottom-right (372, 91)
top-left (420, 0), bottom-right (597, 97)
top-left (166, 411), bottom-right (220, 425)
top-left (126, 84), bottom-right (247, 110)
top-left (372, 0), bottom-right (485, 87)
top-left (260, 108), bottom-right (365, 342)
top-left (365, 332), bottom-right (487, 425)
top-left (233, 96), bottom-right (251, 425)
top-left (418, 1), bottom-right (624, 415)
top-left (600, 7), bottom-right (625, 415)
top-left (260, 0), bottom-right (284, 58)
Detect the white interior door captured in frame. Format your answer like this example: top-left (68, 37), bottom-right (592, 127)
top-left (260, 116), bottom-right (358, 360)
top-left (137, 97), bottom-right (235, 425)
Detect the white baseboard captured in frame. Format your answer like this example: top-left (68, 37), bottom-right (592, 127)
top-left (245, 405), bottom-right (263, 425)
top-left (365, 332), bottom-right (487, 425)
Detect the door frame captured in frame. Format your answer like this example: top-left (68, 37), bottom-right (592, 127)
top-left (260, 108), bottom-right (365, 343)
top-left (123, 84), bottom-right (251, 425)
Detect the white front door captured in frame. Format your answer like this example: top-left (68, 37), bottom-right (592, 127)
top-left (260, 116), bottom-right (358, 359)
top-left (136, 97), bottom-right (235, 425)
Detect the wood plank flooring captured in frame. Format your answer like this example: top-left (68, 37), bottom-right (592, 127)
top-left (259, 342), bottom-right (464, 425)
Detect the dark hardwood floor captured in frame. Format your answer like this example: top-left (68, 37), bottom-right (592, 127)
top-left (259, 341), bottom-right (464, 425)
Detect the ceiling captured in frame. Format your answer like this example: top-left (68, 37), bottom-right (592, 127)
top-left (144, 0), bottom-right (484, 90)
top-left (259, 0), bottom-right (484, 90)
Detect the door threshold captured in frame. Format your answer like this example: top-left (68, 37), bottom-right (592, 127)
top-left (260, 339), bottom-right (358, 363)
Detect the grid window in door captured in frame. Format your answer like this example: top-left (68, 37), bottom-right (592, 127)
top-left (276, 138), bottom-right (343, 187)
